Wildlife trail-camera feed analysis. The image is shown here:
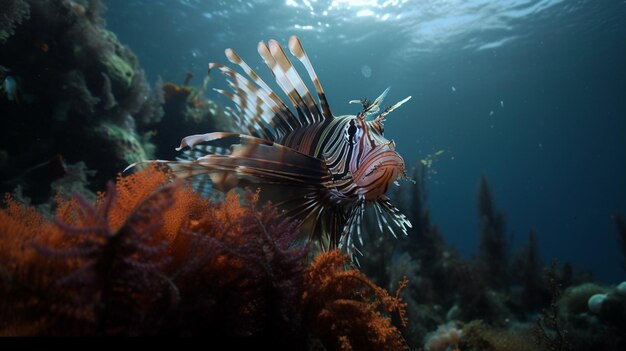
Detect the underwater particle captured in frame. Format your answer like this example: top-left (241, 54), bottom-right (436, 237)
top-left (451, 86), bottom-right (456, 92)
top-left (500, 100), bottom-right (504, 107)
top-left (587, 293), bottom-right (607, 313)
top-left (420, 149), bottom-right (445, 179)
top-left (190, 48), bottom-right (201, 58)
top-left (361, 65), bottom-right (372, 78)
top-left (2, 75), bottom-right (18, 101)
top-left (489, 110), bottom-right (494, 116)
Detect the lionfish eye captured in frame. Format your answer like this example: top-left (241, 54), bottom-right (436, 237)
top-left (345, 119), bottom-right (359, 145)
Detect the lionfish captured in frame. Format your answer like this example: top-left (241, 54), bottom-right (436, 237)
top-left (131, 36), bottom-right (412, 256)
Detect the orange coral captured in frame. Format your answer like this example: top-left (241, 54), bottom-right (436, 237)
top-left (161, 82), bottom-right (193, 104)
top-left (0, 165), bottom-right (409, 345)
top-left (302, 250), bottom-right (409, 351)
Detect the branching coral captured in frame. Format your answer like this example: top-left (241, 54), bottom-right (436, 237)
top-left (302, 250), bottom-right (409, 350)
top-left (0, 166), bottom-right (192, 335)
top-left (533, 261), bottom-right (572, 351)
top-left (0, 165), bottom-right (408, 345)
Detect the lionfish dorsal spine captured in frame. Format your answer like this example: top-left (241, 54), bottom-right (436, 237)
top-left (287, 35), bottom-right (333, 119)
top-left (222, 49), bottom-right (299, 133)
top-left (209, 36), bottom-right (335, 141)
top-left (370, 87), bottom-right (390, 111)
top-left (209, 62), bottom-right (290, 139)
top-left (268, 39), bottom-right (323, 123)
top-left (258, 40), bottom-right (323, 126)
top-left (375, 95), bottom-right (412, 122)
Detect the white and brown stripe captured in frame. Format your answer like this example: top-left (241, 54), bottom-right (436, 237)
top-left (128, 35), bottom-right (412, 258)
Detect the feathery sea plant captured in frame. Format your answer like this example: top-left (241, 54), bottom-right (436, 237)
top-left (0, 165), bottom-right (409, 346)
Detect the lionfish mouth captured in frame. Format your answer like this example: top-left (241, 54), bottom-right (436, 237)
top-left (354, 151), bottom-right (405, 199)
top-left (364, 159), bottom-right (405, 178)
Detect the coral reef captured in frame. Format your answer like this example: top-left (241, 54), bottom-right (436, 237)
top-left (533, 262), bottom-right (572, 351)
top-left (0, 166), bottom-right (408, 346)
top-left (353, 167), bottom-right (607, 350)
top-left (423, 321), bottom-right (462, 351)
top-left (532, 264), bottom-right (626, 351)
top-left (0, 2), bottom-right (621, 347)
top-left (303, 250), bottom-right (409, 350)
top-left (460, 320), bottom-right (537, 351)
top-left (154, 75), bottom-right (234, 160)
top-left (0, 0), bottom-right (30, 44)
top-left (0, 0), bottom-right (162, 203)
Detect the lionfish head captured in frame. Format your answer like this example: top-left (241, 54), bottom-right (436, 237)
top-left (347, 88), bottom-right (411, 200)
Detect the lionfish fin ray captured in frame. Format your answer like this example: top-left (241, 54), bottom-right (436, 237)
top-left (211, 54), bottom-right (297, 137)
top-left (288, 35), bottom-right (333, 119)
top-left (376, 196), bottom-right (412, 237)
top-left (365, 86), bottom-right (390, 114)
top-left (376, 95), bottom-right (412, 121)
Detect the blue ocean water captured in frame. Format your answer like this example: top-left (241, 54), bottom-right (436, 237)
top-left (104, 0), bottom-right (626, 282)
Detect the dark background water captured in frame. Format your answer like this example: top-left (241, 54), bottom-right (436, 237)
top-left (103, 0), bottom-right (626, 282)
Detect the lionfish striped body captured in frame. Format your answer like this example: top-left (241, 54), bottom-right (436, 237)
top-left (133, 36), bottom-right (412, 256)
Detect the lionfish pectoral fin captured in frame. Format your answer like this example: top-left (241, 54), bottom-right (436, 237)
top-left (374, 195), bottom-right (412, 238)
top-left (163, 132), bottom-right (334, 192)
top-left (338, 196), bottom-right (366, 260)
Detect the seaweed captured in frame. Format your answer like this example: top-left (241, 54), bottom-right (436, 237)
top-left (533, 261), bottom-right (572, 351)
top-left (477, 175), bottom-right (509, 290)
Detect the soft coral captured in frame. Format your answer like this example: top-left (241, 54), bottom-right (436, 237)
top-left (0, 165), bottom-right (408, 347)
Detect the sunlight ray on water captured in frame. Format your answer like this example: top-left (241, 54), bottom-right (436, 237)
top-left (180, 0), bottom-right (572, 64)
